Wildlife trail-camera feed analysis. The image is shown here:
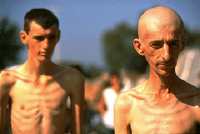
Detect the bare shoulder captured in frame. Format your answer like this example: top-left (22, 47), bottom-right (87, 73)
top-left (180, 79), bottom-right (199, 92)
top-left (115, 80), bottom-right (147, 111)
top-left (115, 88), bottom-right (139, 113)
top-left (178, 79), bottom-right (200, 106)
top-left (0, 70), bottom-right (18, 84)
top-left (0, 70), bottom-right (18, 96)
top-left (61, 66), bottom-right (84, 83)
top-left (3, 64), bottom-right (35, 81)
top-left (55, 65), bottom-right (84, 93)
top-left (51, 64), bottom-right (84, 80)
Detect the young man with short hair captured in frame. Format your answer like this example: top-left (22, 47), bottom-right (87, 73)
top-left (0, 8), bottom-right (84, 134)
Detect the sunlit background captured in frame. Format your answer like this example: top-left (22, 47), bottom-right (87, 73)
top-left (1, 0), bottom-right (200, 68)
top-left (1, 1), bottom-right (200, 133)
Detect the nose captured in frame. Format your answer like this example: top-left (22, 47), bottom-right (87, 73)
top-left (42, 38), bottom-right (50, 49)
top-left (161, 44), bottom-right (170, 61)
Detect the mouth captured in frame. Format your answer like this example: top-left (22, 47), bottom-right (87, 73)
top-left (158, 61), bottom-right (174, 68)
top-left (40, 51), bottom-right (52, 56)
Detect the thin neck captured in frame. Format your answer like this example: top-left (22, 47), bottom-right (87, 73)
top-left (144, 70), bottom-right (179, 95)
top-left (24, 55), bottom-right (56, 78)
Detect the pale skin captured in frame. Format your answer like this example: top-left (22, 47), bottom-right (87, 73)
top-left (0, 21), bottom-right (84, 134)
top-left (114, 6), bottom-right (200, 134)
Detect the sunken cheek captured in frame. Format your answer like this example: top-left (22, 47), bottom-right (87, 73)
top-left (145, 49), bottom-right (161, 65)
top-left (29, 41), bottom-right (42, 53)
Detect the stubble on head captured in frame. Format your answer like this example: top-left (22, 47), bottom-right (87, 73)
top-left (138, 6), bottom-right (184, 42)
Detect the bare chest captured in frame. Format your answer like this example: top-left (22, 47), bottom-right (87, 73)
top-left (8, 76), bottom-right (70, 133)
top-left (9, 77), bottom-right (69, 122)
top-left (130, 96), bottom-right (198, 133)
top-left (11, 76), bottom-right (68, 107)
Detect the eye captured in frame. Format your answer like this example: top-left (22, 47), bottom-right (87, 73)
top-left (34, 36), bottom-right (45, 41)
top-left (150, 42), bottom-right (163, 49)
top-left (48, 35), bottom-right (56, 40)
top-left (169, 41), bottom-right (179, 47)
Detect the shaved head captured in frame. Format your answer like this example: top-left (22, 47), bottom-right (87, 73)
top-left (138, 6), bottom-right (184, 41)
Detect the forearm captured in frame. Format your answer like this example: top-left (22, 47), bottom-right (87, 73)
top-left (0, 106), bottom-right (7, 134)
top-left (71, 104), bottom-right (83, 134)
top-left (0, 71), bottom-right (12, 134)
top-left (0, 96), bottom-right (10, 134)
top-left (71, 90), bottom-right (84, 134)
top-left (70, 71), bottom-right (85, 134)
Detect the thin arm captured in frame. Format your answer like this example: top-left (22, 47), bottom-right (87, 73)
top-left (0, 72), bottom-right (10, 134)
top-left (114, 94), bottom-right (131, 134)
top-left (70, 72), bottom-right (85, 134)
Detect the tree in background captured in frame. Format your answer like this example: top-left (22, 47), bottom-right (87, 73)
top-left (101, 22), bottom-right (148, 74)
top-left (101, 22), bottom-right (200, 74)
top-left (185, 27), bottom-right (200, 47)
top-left (0, 17), bottom-right (24, 70)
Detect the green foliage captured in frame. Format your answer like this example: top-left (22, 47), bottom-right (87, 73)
top-left (184, 27), bottom-right (200, 47)
top-left (0, 17), bottom-right (24, 70)
top-left (102, 22), bottom-right (200, 74)
top-left (101, 22), bottom-right (148, 74)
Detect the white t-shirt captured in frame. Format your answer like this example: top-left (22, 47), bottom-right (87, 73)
top-left (102, 87), bottom-right (118, 129)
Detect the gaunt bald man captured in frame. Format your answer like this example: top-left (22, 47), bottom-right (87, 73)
top-left (0, 8), bottom-right (84, 134)
top-left (114, 6), bottom-right (200, 134)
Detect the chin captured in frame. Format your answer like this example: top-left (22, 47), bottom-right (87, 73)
top-left (39, 55), bottom-right (52, 60)
top-left (158, 70), bottom-right (175, 77)
top-left (160, 73), bottom-right (172, 77)
top-left (38, 58), bottom-right (51, 62)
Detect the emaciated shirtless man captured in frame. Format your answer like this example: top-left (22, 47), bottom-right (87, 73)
top-left (0, 8), bottom-right (84, 134)
top-left (114, 6), bottom-right (200, 134)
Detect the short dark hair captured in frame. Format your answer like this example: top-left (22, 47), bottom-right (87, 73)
top-left (24, 8), bottom-right (59, 34)
top-left (110, 70), bottom-right (120, 78)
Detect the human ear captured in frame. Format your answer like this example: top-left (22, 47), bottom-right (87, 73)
top-left (20, 31), bottom-right (28, 45)
top-left (133, 38), bottom-right (144, 56)
top-left (180, 36), bottom-right (186, 52)
top-left (56, 30), bottom-right (61, 43)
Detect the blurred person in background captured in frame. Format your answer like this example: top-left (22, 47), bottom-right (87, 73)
top-left (99, 71), bottom-right (121, 134)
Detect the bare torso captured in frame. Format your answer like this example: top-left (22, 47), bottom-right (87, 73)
top-left (115, 80), bottom-right (200, 134)
top-left (129, 90), bottom-right (200, 133)
top-left (1, 68), bottom-right (78, 134)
